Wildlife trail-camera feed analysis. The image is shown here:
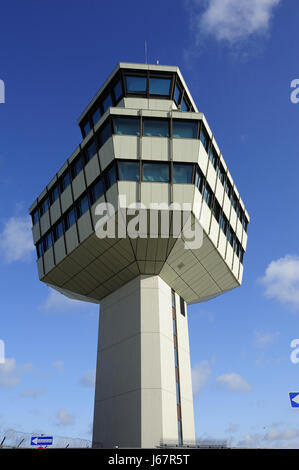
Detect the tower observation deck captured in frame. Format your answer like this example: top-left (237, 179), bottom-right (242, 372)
top-left (29, 63), bottom-right (249, 448)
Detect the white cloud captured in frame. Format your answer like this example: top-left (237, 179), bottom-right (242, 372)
top-left (260, 255), bottom-right (299, 310)
top-left (79, 370), bottom-right (95, 388)
top-left (216, 372), bottom-right (251, 393)
top-left (19, 388), bottom-right (46, 398)
top-left (52, 360), bottom-right (64, 371)
top-left (56, 408), bottom-right (75, 426)
top-left (187, 0), bottom-right (281, 45)
top-left (0, 358), bottom-right (33, 388)
top-left (40, 288), bottom-right (89, 313)
top-left (192, 360), bottom-right (211, 394)
top-left (254, 330), bottom-right (279, 347)
top-left (0, 216), bottom-right (35, 263)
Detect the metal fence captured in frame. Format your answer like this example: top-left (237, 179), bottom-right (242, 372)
top-left (0, 429), bottom-right (91, 449)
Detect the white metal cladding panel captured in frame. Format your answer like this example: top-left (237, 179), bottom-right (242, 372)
top-left (209, 215), bottom-right (219, 247)
top-left (140, 182), bottom-right (171, 207)
top-left (200, 200), bottom-right (211, 234)
top-left (32, 223), bottom-right (40, 244)
top-left (241, 230), bottom-right (248, 251)
top-left (72, 172), bottom-right (86, 201)
top-left (37, 257), bottom-right (44, 279)
top-left (65, 225), bottom-right (79, 255)
top-left (206, 164), bottom-right (217, 192)
top-left (117, 181), bottom-right (139, 206)
top-left (54, 237), bottom-right (66, 265)
top-left (238, 262), bottom-right (244, 284)
top-left (198, 144), bottom-right (209, 175)
top-left (99, 137), bottom-right (115, 171)
top-left (232, 254), bottom-right (239, 279)
top-left (90, 195), bottom-right (106, 229)
top-left (217, 230), bottom-right (227, 259)
top-left (215, 180), bottom-right (224, 206)
top-left (236, 219), bottom-right (243, 243)
top-left (85, 154), bottom-right (101, 187)
top-left (141, 136), bottom-right (170, 161)
top-left (113, 135), bottom-right (138, 160)
top-left (77, 211), bottom-right (93, 243)
top-left (225, 243), bottom-right (234, 270)
top-left (222, 193), bottom-right (231, 220)
top-left (40, 212), bottom-right (50, 236)
top-left (60, 186), bottom-right (73, 213)
top-left (229, 206), bottom-right (237, 233)
top-left (172, 139), bottom-right (200, 163)
top-left (43, 247), bottom-right (55, 275)
top-left (50, 199), bottom-right (61, 225)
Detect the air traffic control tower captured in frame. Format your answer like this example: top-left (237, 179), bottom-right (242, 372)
top-left (29, 63), bottom-right (249, 448)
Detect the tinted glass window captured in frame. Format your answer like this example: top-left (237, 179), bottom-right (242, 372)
top-left (209, 145), bottom-right (218, 168)
top-left (61, 171), bottom-right (71, 191)
top-left (113, 81), bottom-right (123, 101)
top-left (72, 155), bottom-right (84, 178)
top-left (92, 107), bottom-right (101, 126)
top-left (125, 75), bottom-right (147, 92)
top-left (113, 117), bottom-right (140, 136)
top-left (200, 126), bottom-right (210, 151)
top-left (203, 184), bottom-right (212, 207)
top-left (149, 77), bottom-right (171, 95)
top-left (143, 162), bottom-right (169, 182)
top-left (118, 161), bottom-right (140, 181)
top-left (50, 184), bottom-right (60, 204)
top-left (78, 194), bottom-right (89, 217)
top-left (105, 163), bottom-right (117, 189)
top-left (37, 241), bottom-right (43, 258)
top-left (99, 121), bottom-right (112, 146)
top-left (66, 208), bottom-right (76, 229)
top-left (173, 120), bottom-right (197, 139)
top-left (41, 198), bottom-right (50, 214)
top-left (173, 164), bottom-right (193, 183)
top-left (32, 209), bottom-right (40, 225)
top-left (219, 213), bottom-right (227, 234)
top-left (174, 84), bottom-right (181, 105)
top-left (143, 119), bottom-right (169, 137)
top-left (91, 178), bottom-right (105, 203)
top-left (180, 98), bottom-right (188, 112)
top-left (103, 93), bottom-right (112, 113)
top-left (85, 139), bottom-right (98, 161)
top-left (54, 220), bottom-right (64, 241)
top-left (195, 168), bottom-right (203, 192)
top-left (83, 120), bottom-right (91, 137)
top-left (44, 232), bottom-right (53, 251)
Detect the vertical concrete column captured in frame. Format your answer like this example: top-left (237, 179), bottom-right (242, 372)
top-left (92, 275), bottom-right (195, 448)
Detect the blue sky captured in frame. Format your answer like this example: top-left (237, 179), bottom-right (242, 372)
top-left (1, 0), bottom-right (299, 448)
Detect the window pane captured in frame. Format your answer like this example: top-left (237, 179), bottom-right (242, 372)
top-left (99, 121), bottom-right (112, 146)
top-left (174, 84), bottom-right (181, 105)
top-left (91, 178), bottom-right (105, 203)
top-left (54, 220), bottom-right (64, 241)
top-left (118, 161), bottom-right (140, 181)
top-left (50, 184), bottom-right (60, 204)
top-left (78, 194), bottom-right (89, 217)
top-left (180, 98), bottom-right (188, 112)
top-left (37, 241), bottom-right (43, 258)
top-left (85, 139), bottom-right (98, 161)
top-left (174, 348), bottom-right (179, 367)
top-left (195, 168), bottom-right (203, 192)
top-left (149, 77), bottom-right (171, 95)
top-left (113, 81), bottom-right (122, 101)
top-left (103, 93), bottom-right (112, 113)
top-left (125, 75), bottom-right (147, 92)
top-left (105, 163), bottom-right (117, 189)
top-left (44, 232), bottom-right (53, 251)
top-left (32, 209), bottom-right (40, 225)
top-left (143, 162), bottom-right (169, 182)
top-left (113, 117), bottom-right (140, 136)
top-left (208, 145), bottom-right (218, 168)
top-left (83, 120), bottom-right (91, 136)
top-left (173, 120), bottom-right (197, 139)
top-left (180, 296), bottom-right (185, 316)
top-left (92, 107), bottom-right (101, 126)
top-left (41, 198), bottom-right (50, 214)
top-left (200, 126), bottom-right (210, 151)
top-left (203, 185), bottom-right (212, 207)
top-left (61, 171), bottom-right (71, 191)
top-left (173, 164), bottom-right (193, 183)
top-left (66, 208), bottom-right (76, 229)
top-left (72, 155), bottom-right (84, 178)
top-left (176, 381), bottom-right (180, 404)
top-left (143, 119), bottom-right (169, 137)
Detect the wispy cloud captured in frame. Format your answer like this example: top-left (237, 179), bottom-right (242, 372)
top-left (259, 255), bottom-right (299, 310)
top-left (254, 330), bottom-right (279, 348)
top-left (79, 370), bottom-right (95, 388)
top-left (0, 216), bottom-right (35, 263)
top-left (56, 408), bottom-right (75, 426)
top-left (40, 288), bottom-right (89, 313)
top-left (0, 358), bottom-right (33, 388)
top-left (19, 388), bottom-right (46, 399)
top-left (216, 372), bottom-right (251, 393)
top-left (192, 360), bottom-right (212, 394)
top-left (52, 360), bottom-right (64, 372)
top-left (186, 0), bottom-right (281, 46)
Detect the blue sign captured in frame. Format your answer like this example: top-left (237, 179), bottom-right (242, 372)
top-left (31, 436), bottom-right (53, 446)
top-left (289, 393), bottom-right (299, 407)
